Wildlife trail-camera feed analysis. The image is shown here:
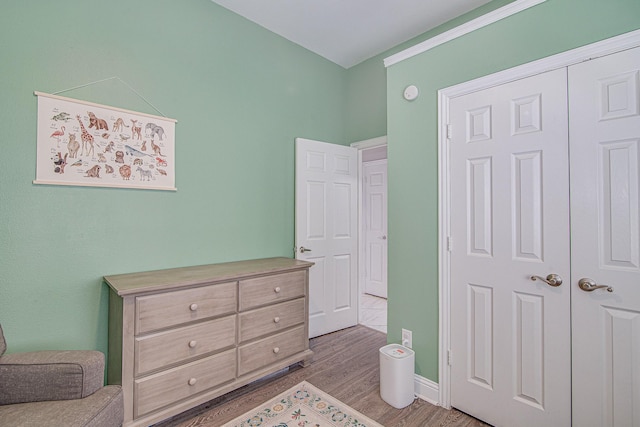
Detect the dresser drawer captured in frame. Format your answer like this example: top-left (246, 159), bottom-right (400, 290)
top-left (135, 281), bottom-right (237, 334)
top-left (135, 315), bottom-right (236, 376)
top-left (134, 349), bottom-right (236, 418)
top-left (238, 325), bottom-right (306, 376)
top-left (239, 298), bottom-right (305, 343)
top-left (239, 271), bottom-right (306, 311)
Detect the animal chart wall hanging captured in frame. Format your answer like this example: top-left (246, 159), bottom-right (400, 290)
top-left (34, 92), bottom-right (177, 191)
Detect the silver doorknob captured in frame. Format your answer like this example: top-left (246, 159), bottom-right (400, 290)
top-left (530, 274), bottom-right (563, 287)
top-left (578, 278), bottom-right (613, 293)
top-left (299, 246), bottom-right (312, 253)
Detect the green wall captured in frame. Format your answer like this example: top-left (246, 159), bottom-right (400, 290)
top-left (344, 0), bottom-right (516, 143)
top-left (344, 58), bottom-right (387, 143)
top-left (386, 0), bottom-right (640, 381)
top-left (4, 0), bottom-right (638, 393)
top-left (0, 0), bottom-right (347, 353)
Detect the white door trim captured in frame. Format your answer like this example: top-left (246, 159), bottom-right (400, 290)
top-left (438, 28), bottom-right (640, 409)
top-left (351, 135), bottom-right (387, 150)
top-left (351, 136), bottom-right (388, 304)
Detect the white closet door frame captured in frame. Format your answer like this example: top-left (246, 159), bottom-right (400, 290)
top-left (437, 29), bottom-right (640, 409)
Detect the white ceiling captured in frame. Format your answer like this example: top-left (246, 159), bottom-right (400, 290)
top-left (210, 0), bottom-right (493, 69)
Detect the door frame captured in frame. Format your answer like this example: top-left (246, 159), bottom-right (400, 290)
top-left (437, 29), bottom-right (640, 409)
top-left (351, 136), bottom-right (388, 309)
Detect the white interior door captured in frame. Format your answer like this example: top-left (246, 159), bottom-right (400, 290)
top-left (295, 138), bottom-right (358, 338)
top-left (363, 160), bottom-right (388, 298)
top-left (569, 46), bottom-right (640, 427)
top-left (449, 68), bottom-right (571, 426)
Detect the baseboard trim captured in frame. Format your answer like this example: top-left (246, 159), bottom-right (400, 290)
top-left (414, 374), bottom-right (440, 406)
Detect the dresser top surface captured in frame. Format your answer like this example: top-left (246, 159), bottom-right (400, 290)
top-left (104, 257), bottom-right (313, 296)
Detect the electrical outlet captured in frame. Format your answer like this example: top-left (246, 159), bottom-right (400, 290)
top-left (402, 328), bottom-right (412, 349)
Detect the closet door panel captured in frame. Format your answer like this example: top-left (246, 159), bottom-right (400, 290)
top-left (449, 68), bottom-right (571, 427)
top-left (569, 45), bottom-right (640, 427)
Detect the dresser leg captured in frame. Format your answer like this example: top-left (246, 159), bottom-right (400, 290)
top-left (300, 355), bottom-right (313, 368)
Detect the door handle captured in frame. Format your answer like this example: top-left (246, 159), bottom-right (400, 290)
top-left (378, 235), bottom-right (387, 240)
top-left (299, 246), bottom-right (312, 253)
top-left (578, 278), bottom-right (613, 293)
top-left (530, 274), bottom-right (563, 287)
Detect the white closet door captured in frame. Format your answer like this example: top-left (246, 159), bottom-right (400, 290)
top-left (569, 46), bottom-right (640, 427)
top-left (449, 68), bottom-right (571, 426)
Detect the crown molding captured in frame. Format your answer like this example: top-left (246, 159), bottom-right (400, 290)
top-left (384, 0), bottom-right (547, 68)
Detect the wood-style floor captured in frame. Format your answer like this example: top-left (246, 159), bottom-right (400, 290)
top-left (154, 325), bottom-right (489, 427)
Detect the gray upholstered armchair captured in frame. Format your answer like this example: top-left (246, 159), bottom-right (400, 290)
top-left (0, 324), bottom-right (123, 426)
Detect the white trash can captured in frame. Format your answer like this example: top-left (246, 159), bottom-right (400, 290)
top-left (379, 344), bottom-right (415, 409)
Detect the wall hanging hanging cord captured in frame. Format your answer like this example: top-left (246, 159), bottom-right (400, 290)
top-left (51, 76), bottom-right (167, 118)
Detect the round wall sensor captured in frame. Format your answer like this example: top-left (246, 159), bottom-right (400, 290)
top-left (403, 85), bottom-right (419, 101)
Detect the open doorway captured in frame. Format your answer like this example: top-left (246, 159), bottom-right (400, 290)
top-left (353, 137), bottom-right (388, 334)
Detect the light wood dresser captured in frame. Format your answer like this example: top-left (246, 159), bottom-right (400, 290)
top-left (105, 257), bottom-right (314, 427)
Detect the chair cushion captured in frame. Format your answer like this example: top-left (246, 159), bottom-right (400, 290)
top-left (0, 384), bottom-right (123, 427)
top-left (0, 350), bottom-right (104, 405)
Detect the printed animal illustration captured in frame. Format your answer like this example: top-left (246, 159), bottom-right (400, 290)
top-left (52, 152), bottom-right (68, 174)
top-left (141, 140), bottom-right (147, 151)
top-left (119, 134), bottom-right (130, 142)
top-left (145, 123), bottom-right (165, 140)
top-left (125, 144), bottom-right (151, 157)
top-left (51, 112), bottom-right (71, 122)
top-left (105, 164), bottom-right (114, 174)
top-left (70, 160), bottom-right (83, 167)
top-left (113, 117), bottom-right (129, 132)
top-left (114, 151), bottom-right (125, 163)
top-left (98, 153), bottom-right (107, 163)
top-left (119, 164), bottom-right (131, 180)
top-left (87, 111), bottom-right (109, 130)
top-left (76, 115), bottom-right (95, 157)
top-left (104, 141), bottom-right (115, 153)
top-left (50, 126), bottom-right (65, 146)
top-left (137, 167), bottom-right (153, 181)
top-left (150, 140), bottom-right (164, 156)
top-left (131, 120), bottom-right (142, 140)
top-left (67, 133), bottom-right (80, 158)
top-left (156, 157), bottom-right (167, 167)
top-left (133, 158), bottom-right (143, 166)
top-left (157, 168), bottom-right (167, 176)
top-left (101, 133), bottom-right (110, 139)
top-left (84, 165), bottom-right (101, 178)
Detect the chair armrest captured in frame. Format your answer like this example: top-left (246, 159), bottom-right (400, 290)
top-left (0, 350), bottom-right (105, 405)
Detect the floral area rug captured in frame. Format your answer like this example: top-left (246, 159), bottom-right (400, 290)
top-left (221, 381), bottom-right (383, 427)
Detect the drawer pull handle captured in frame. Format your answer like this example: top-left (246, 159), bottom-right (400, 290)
top-left (188, 378), bottom-right (197, 386)
top-left (274, 287), bottom-right (281, 293)
top-left (189, 303), bottom-right (198, 311)
top-left (188, 340), bottom-right (197, 348)
top-left (274, 317), bottom-right (280, 323)
top-left (273, 347), bottom-right (280, 354)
